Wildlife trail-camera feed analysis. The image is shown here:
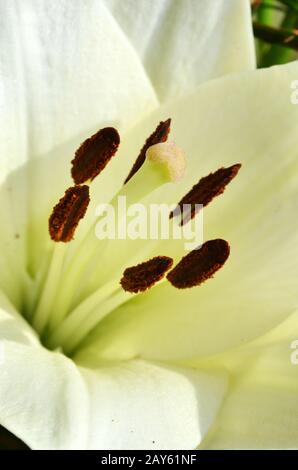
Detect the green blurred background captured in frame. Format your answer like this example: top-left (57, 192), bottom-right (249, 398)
top-left (252, 0), bottom-right (298, 66)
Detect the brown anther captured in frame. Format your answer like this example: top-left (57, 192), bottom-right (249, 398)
top-left (124, 119), bottom-right (171, 184)
top-left (170, 164), bottom-right (241, 225)
top-left (49, 185), bottom-right (90, 242)
top-left (167, 239), bottom-right (230, 289)
top-left (71, 127), bottom-right (120, 184)
top-left (120, 256), bottom-right (173, 293)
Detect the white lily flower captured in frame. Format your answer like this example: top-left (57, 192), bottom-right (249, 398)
top-left (1, 0), bottom-right (296, 451)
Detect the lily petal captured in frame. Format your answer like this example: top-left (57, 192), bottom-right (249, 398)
top-left (0, 0), bottom-right (158, 182)
top-left (79, 360), bottom-right (227, 450)
top-left (0, 342), bottom-right (89, 450)
top-left (200, 311), bottom-right (298, 449)
top-left (0, 339), bottom-right (228, 449)
top-left (0, 290), bottom-right (37, 346)
top-left (0, 0), bottom-right (158, 276)
top-left (104, 0), bottom-right (256, 101)
top-left (79, 61), bottom-right (298, 362)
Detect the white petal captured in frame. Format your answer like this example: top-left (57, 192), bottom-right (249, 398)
top-left (0, 342), bottom-right (89, 449)
top-left (201, 312), bottom-right (298, 449)
top-left (0, 0), bottom-right (157, 182)
top-left (79, 61), bottom-right (298, 362)
top-left (104, 0), bottom-right (256, 101)
top-left (79, 360), bottom-right (227, 450)
top-left (0, 290), bottom-right (37, 346)
top-left (0, 0), bottom-right (158, 277)
top-left (0, 337), bottom-right (228, 449)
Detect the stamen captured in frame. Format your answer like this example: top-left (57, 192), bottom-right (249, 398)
top-left (49, 185), bottom-right (90, 242)
top-left (167, 239), bottom-right (230, 288)
top-left (170, 164), bottom-right (241, 225)
top-left (124, 119), bottom-right (171, 183)
top-left (120, 256), bottom-right (173, 293)
top-left (71, 127), bottom-right (120, 184)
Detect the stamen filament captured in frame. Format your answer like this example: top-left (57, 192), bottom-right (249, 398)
top-left (32, 244), bottom-right (66, 334)
top-left (24, 249), bottom-right (53, 319)
top-left (46, 235), bottom-right (107, 331)
top-left (46, 246), bottom-right (174, 353)
top-left (46, 287), bottom-right (130, 355)
top-left (48, 242), bottom-right (159, 340)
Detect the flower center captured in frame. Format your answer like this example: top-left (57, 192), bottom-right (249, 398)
top-left (24, 120), bottom-right (240, 358)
